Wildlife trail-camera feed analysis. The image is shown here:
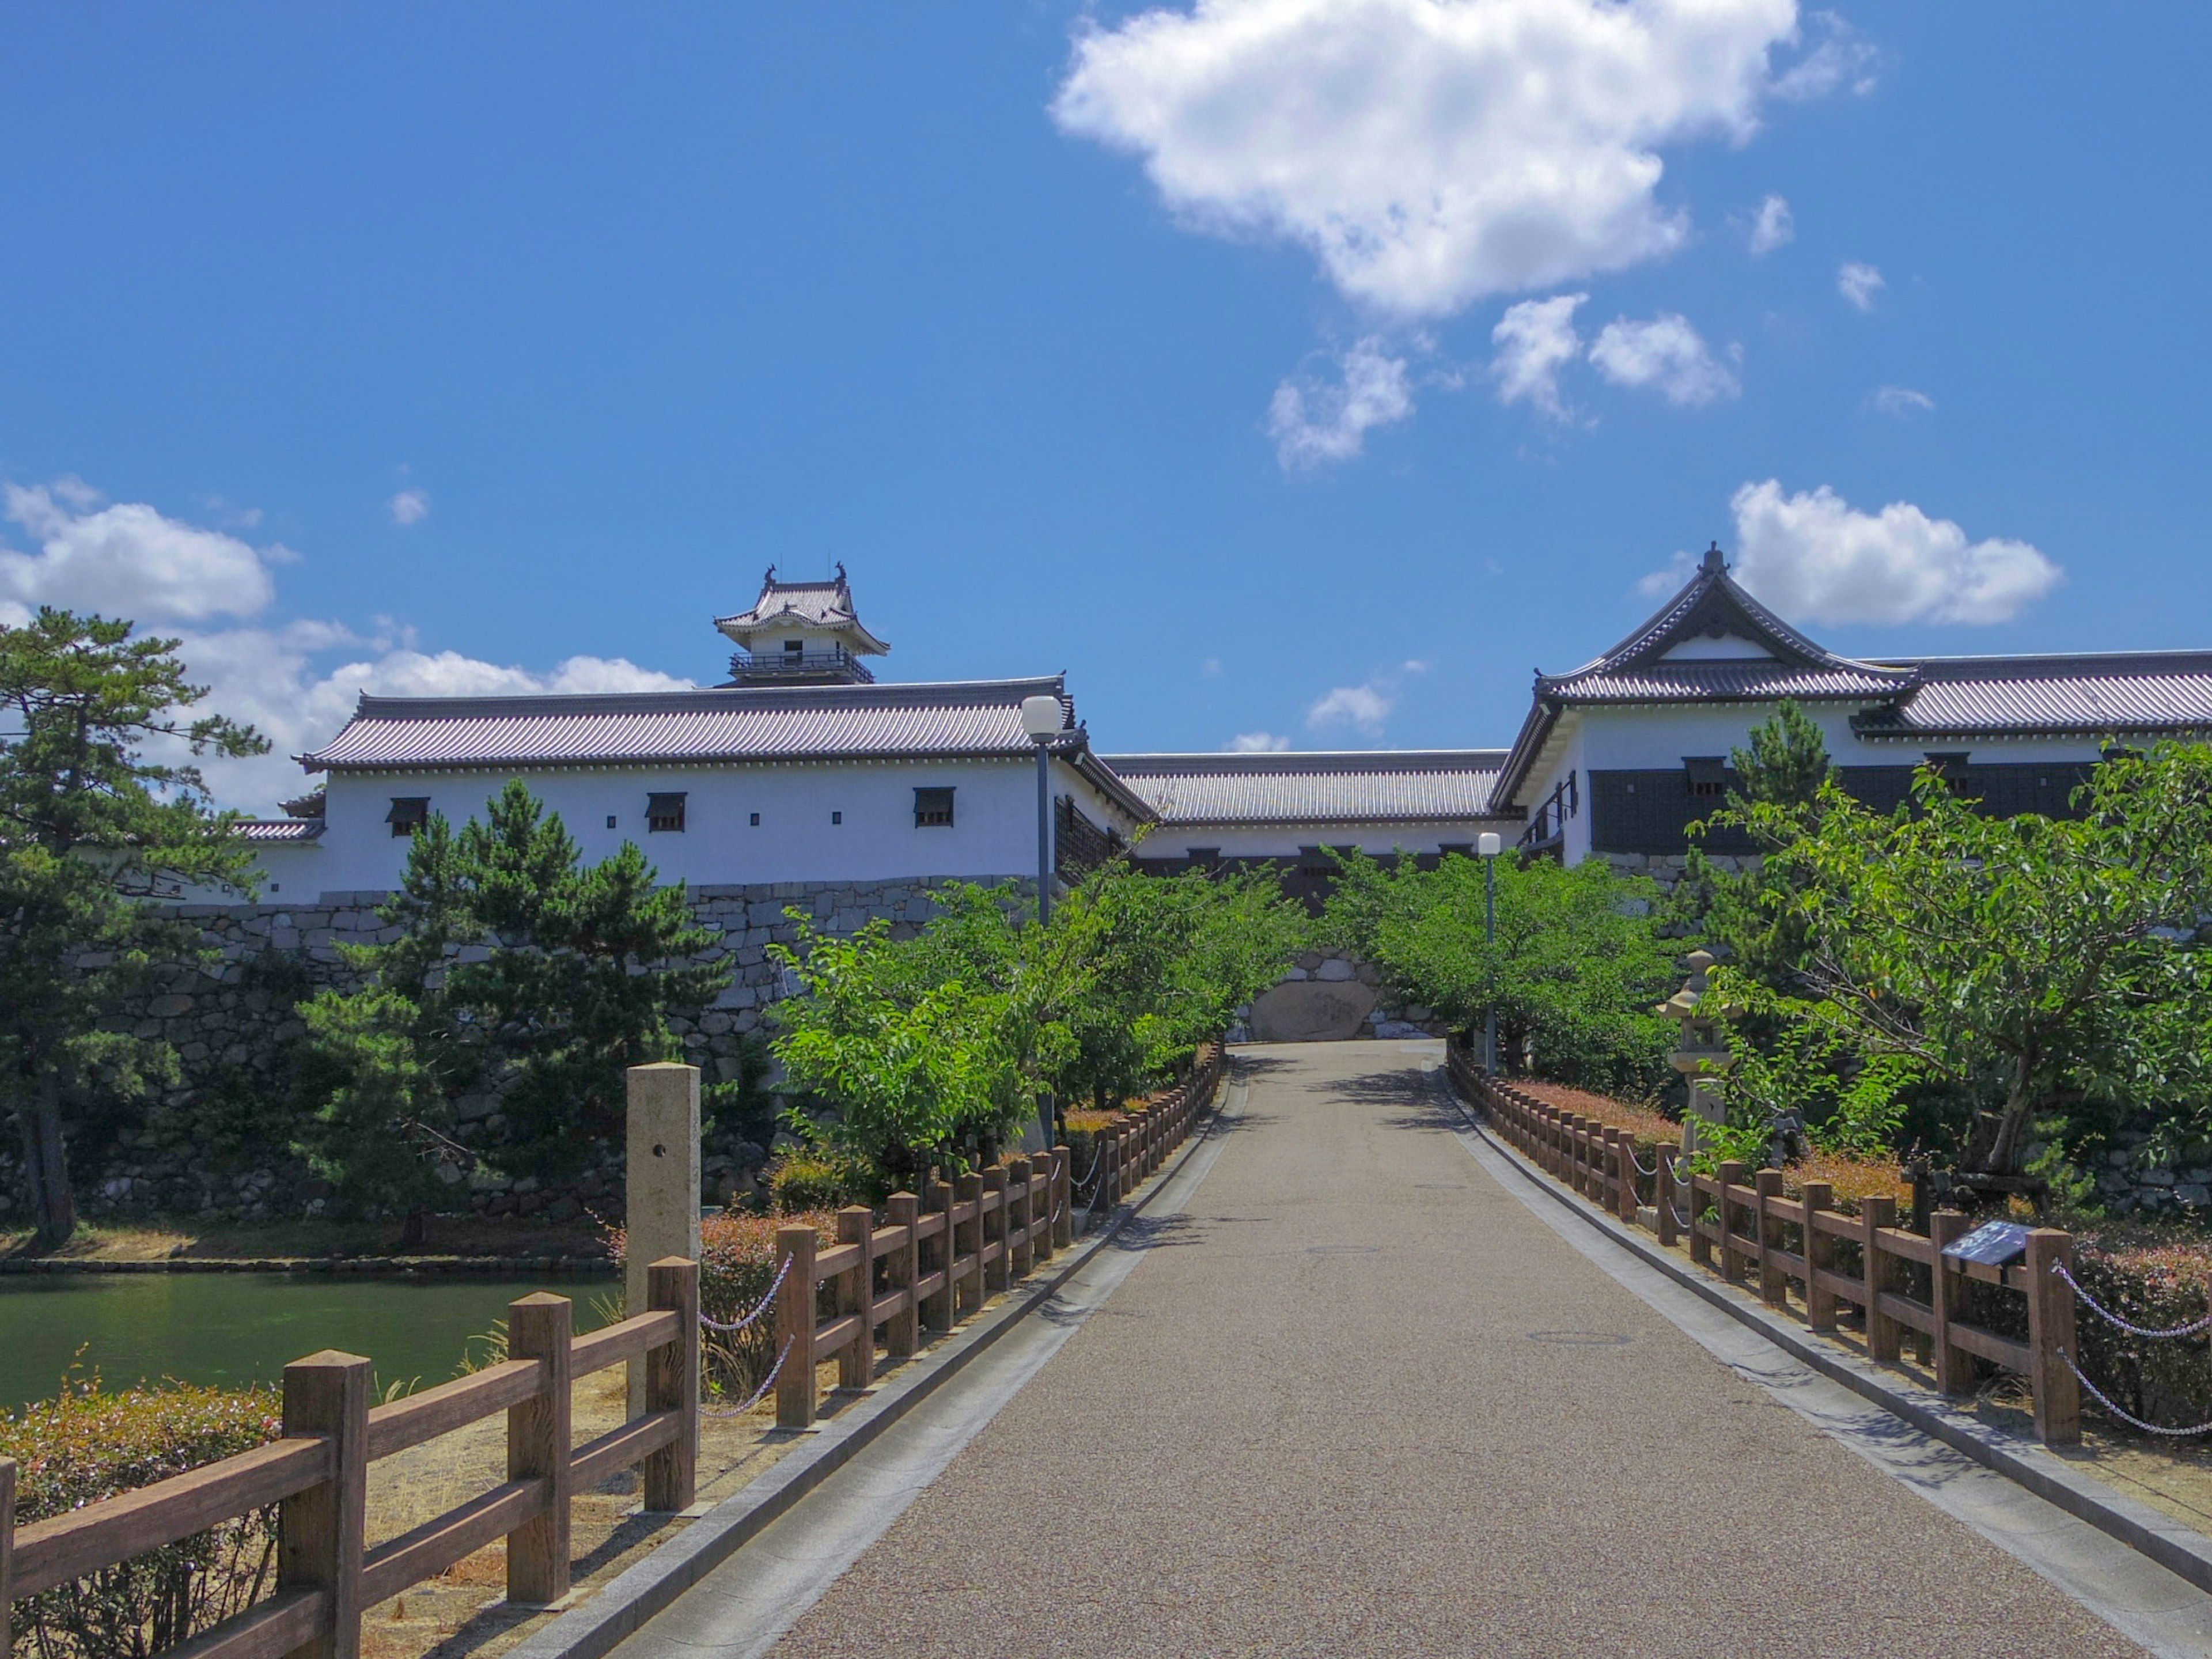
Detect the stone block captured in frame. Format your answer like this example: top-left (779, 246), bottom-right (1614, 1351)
top-left (1315, 958), bottom-right (1355, 982)
top-left (1248, 980), bottom-right (1378, 1042)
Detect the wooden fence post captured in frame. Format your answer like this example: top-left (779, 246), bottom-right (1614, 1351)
top-left (2026, 1229), bottom-right (2082, 1445)
top-left (981, 1167), bottom-right (1009, 1295)
top-left (1052, 1146), bottom-right (1074, 1249)
top-left (1802, 1183), bottom-right (1837, 1331)
top-left (1929, 1211), bottom-right (1972, 1395)
top-left (955, 1172), bottom-right (985, 1313)
top-left (775, 1224), bottom-right (819, 1429)
top-left (277, 1350), bottom-right (370, 1659)
top-left (886, 1194), bottom-right (921, 1357)
top-left (506, 1296), bottom-right (572, 1607)
top-left (926, 1180), bottom-right (956, 1334)
top-left (1717, 1162), bottom-right (1748, 1282)
top-left (1756, 1170), bottom-right (1787, 1307)
top-left (645, 1259), bottom-right (699, 1514)
top-left (1006, 1156), bottom-right (1033, 1280)
top-left (836, 1207), bottom-right (873, 1392)
top-left (1688, 1169), bottom-right (1713, 1268)
top-left (1656, 1148), bottom-right (1679, 1248)
top-left (1861, 1195), bottom-right (1902, 1363)
top-left (1, 1455), bottom-right (13, 1657)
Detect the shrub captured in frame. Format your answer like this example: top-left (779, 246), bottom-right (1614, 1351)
top-left (0, 1373), bottom-right (282, 1657)
top-left (2066, 1226), bottom-right (2212, 1434)
top-left (608, 1210), bottom-right (840, 1402)
top-left (765, 1147), bottom-right (874, 1213)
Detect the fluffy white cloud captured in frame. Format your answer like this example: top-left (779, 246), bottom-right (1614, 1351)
top-left (1727, 479), bottom-right (2063, 625)
top-left (1267, 338), bottom-right (1414, 468)
top-left (1838, 260), bottom-right (1884, 310)
top-left (1054, 0), bottom-right (1810, 319)
top-left (1869, 384), bottom-right (1934, 417)
top-left (1490, 294), bottom-right (1586, 419)
top-left (1306, 681), bottom-right (1394, 736)
top-left (1767, 10), bottom-right (1877, 100)
top-left (1, 482), bottom-right (282, 624)
top-left (1227, 730), bottom-right (1291, 752)
top-left (389, 489), bottom-right (430, 526)
top-left (1589, 313), bottom-right (1740, 404)
top-left (0, 480), bottom-right (690, 808)
top-left (1747, 192), bottom-right (1793, 254)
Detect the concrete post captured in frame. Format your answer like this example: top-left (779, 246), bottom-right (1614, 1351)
top-left (626, 1063), bottom-right (701, 1414)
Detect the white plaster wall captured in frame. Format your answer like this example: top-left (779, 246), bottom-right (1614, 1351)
top-left (1569, 704), bottom-right (2108, 770)
top-left (263, 756), bottom-right (1119, 898)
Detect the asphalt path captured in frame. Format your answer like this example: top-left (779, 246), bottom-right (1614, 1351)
top-left (634, 1042), bottom-right (2160, 1658)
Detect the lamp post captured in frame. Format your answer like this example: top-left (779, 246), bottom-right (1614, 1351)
top-left (1477, 832), bottom-right (1502, 1075)
top-left (1018, 695), bottom-right (1063, 926)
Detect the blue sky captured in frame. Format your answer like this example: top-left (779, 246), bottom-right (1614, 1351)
top-left (2, 3), bottom-right (2206, 805)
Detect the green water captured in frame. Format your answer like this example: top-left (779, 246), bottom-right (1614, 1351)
top-left (0, 1272), bottom-right (617, 1411)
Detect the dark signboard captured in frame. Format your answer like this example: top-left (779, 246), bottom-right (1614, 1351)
top-left (1942, 1219), bottom-right (2032, 1266)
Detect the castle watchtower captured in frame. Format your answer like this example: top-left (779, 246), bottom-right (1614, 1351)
top-left (715, 563), bottom-right (890, 685)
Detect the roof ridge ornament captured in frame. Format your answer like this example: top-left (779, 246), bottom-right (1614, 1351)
top-left (1701, 540), bottom-right (1726, 574)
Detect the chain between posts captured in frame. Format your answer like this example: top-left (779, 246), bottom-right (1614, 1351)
top-left (2051, 1259), bottom-right (2212, 1340)
top-left (701, 1336), bottom-right (796, 1418)
top-left (699, 1254), bottom-right (793, 1334)
top-left (2056, 1348), bottom-right (2212, 1438)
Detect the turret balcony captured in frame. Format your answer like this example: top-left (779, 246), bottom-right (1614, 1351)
top-left (725, 647), bottom-right (877, 686)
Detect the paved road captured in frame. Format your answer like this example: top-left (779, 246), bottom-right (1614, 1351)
top-left (654, 1043), bottom-right (2154, 1657)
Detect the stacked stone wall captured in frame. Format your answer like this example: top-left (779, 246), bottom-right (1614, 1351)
top-left (0, 876), bottom-right (1008, 1228)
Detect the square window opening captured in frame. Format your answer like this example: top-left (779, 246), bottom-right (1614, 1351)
top-left (914, 786), bottom-right (955, 828)
top-left (831, 810), bottom-right (843, 825)
top-left (1683, 756), bottom-right (1732, 798)
top-left (749, 811), bottom-right (761, 827)
top-left (646, 792), bottom-right (687, 833)
top-left (387, 797), bottom-right (430, 838)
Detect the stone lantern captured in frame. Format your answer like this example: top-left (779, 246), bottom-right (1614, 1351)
top-left (1656, 949), bottom-right (1738, 1155)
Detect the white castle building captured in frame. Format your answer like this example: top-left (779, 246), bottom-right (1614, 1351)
top-left (235, 552), bottom-right (2212, 904)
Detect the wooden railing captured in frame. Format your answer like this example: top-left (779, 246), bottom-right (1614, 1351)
top-left (773, 1041), bottom-right (1225, 1429)
top-left (1450, 1046), bottom-right (2083, 1445)
top-left (0, 1256), bottom-right (700, 1658)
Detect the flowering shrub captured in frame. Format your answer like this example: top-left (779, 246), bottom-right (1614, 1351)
top-left (0, 1373), bottom-right (282, 1657)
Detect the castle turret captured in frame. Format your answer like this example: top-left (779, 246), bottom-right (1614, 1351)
top-left (714, 563), bottom-right (890, 685)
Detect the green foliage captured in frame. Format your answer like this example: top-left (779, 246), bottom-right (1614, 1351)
top-left (297, 781), bottom-right (732, 1208)
top-left (1325, 850), bottom-right (1676, 1096)
top-left (769, 862), bottom-right (1301, 1188)
top-left (1706, 742), bottom-right (2212, 1176)
top-left (1701, 967), bottom-right (1923, 1160)
top-left (764, 1146), bottom-right (875, 1212)
top-left (0, 1370), bottom-right (282, 1657)
top-left (0, 609), bottom-right (267, 1244)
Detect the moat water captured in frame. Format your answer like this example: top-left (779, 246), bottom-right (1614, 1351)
top-left (0, 1270), bottom-right (616, 1410)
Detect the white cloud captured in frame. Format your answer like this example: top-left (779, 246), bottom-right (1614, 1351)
top-left (1838, 260), bottom-right (1884, 310)
top-left (1747, 192), bottom-right (1793, 254)
top-left (1053, 0), bottom-right (1809, 320)
top-left (1227, 730), bottom-right (1291, 752)
top-left (1869, 384), bottom-right (1934, 417)
top-left (0, 480), bottom-right (691, 808)
top-left (1490, 294), bottom-right (1586, 419)
top-left (1267, 338), bottom-right (1414, 468)
top-left (1589, 313), bottom-right (1740, 405)
top-left (389, 489), bottom-right (431, 526)
top-left (1726, 479), bottom-right (2063, 625)
top-left (1306, 681), bottom-right (1394, 737)
top-left (1767, 10), bottom-right (1877, 100)
top-left (1, 483), bottom-right (281, 623)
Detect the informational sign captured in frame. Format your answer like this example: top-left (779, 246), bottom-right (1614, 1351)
top-left (1942, 1219), bottom-right (2032, 1266)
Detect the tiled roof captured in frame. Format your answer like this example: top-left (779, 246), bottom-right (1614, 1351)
top-left (1540, 661), bottom-right (1912, 703)
top-left (714, 565), bottom-right (889, 654)
top-left (1857, 653), bottom-right (2212, 738)
top-left (234, 819), bottom-right (325, 843)
top-left (1101, 752), bottom-right (1511, 825)
top-left (302, 677), bottom-right (1075, 772)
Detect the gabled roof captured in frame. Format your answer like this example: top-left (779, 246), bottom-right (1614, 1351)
top-left (298, 676), bottom-right (1158, 824)
top-left (1495, 544), bottom-right (1914, 807)
top-left (1853, 651), bottom-right (2212, 740)
top-left (233, 818), bottom-right (325, 844)
top-left (1101, 751), bottom-right (1514, 827)
top-left (714, 563), bottom-right (889, 655)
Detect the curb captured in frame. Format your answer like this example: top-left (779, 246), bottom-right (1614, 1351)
top-left (507, 1067), bottom-right (1238, 1659)
top-left (1436, 1069), bottom-right (2212, 1600)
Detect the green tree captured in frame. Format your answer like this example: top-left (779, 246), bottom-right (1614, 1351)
top-left (297, 781), bottom-right (730, 1213)
top-left (1723, 744), bottom-right (2212, 1176)
top-left (1327, 850), bottom-right (1676, 1095)
top-left (0, 609), bottom-right (266, 1244)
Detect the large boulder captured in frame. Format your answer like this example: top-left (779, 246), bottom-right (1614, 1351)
top-left (1248, 979), bottom-right (1378, 1042)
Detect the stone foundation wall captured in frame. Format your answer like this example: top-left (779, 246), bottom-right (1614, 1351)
top-left (1, 876), bottom-right (1012, 1227)
top-left (1232, 948), bottom-right (1444, 1044)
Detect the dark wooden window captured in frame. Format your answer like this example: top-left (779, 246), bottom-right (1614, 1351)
top-left (1683, 756), bottom-right (1732, 798)
top-left (783, 639), bottom-right (804, 655)
top-left (749, 811), bottom-right (761, 827)
top-left (831, 810), bottom-right (842, 825)
top-left (646, 792), bottom-right (687, 833)
top-left (387, 797), bottom-right (429, 838)
top-left (914, 786), bottom-right (955, 828)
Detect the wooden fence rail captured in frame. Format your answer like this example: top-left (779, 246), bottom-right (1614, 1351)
top-left (0, 1256), bottom-right (701, 1659)
top-left (1447, 1041), bottom-right (2082, 1445)
top-left (772, 1040), bottom-right (1225, 1429)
